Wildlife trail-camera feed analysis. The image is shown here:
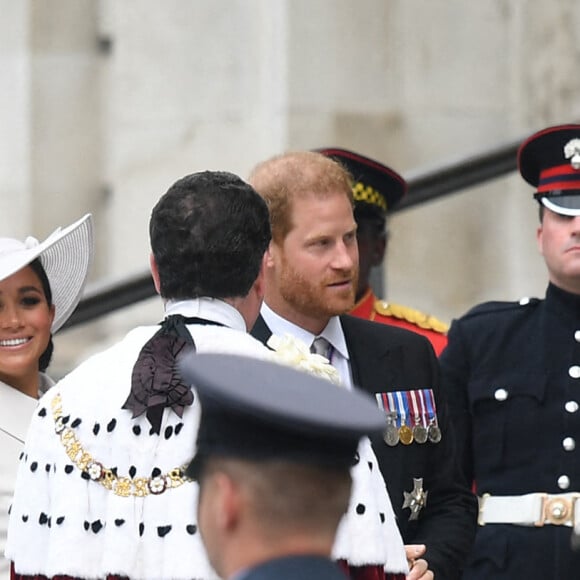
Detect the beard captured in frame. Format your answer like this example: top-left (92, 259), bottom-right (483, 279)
top-left (277, 258), bottom-right (357, 321)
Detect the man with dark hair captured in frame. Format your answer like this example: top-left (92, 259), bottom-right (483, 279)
top-left (248, 151), bottom-right (477, 580)
top-left (179, 352), bottom-right (386, 580)
top-left (316, 148), bottom-right (448, 356)
top-left (149, 172), bottom-right (269, 301)
top-left (6, 171), bottom-right (274, 580)
top-left (440, 123), bottom-right (580, 578)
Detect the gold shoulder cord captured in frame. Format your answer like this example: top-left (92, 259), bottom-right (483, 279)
top-left (50, 393), bottom-right (192, 498)
top-left (374, 301), bottom-right (449, 334)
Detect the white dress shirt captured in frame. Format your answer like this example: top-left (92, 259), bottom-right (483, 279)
top-left (260, 303), bottom-right (354, 389)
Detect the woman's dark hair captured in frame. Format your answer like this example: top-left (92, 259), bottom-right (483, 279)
top-left (29, 258), bottom-right (54, 372)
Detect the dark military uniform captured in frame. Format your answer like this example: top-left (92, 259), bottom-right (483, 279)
top-left (440, 284), bottom-right (580, 578)
top-left (440, 123), bottom-right (580, 579)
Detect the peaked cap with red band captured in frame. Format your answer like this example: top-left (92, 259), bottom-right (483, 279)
top-left (316, 148), bottom-right (407, 220)
top-left (518, 124), bottom-right (580, 216)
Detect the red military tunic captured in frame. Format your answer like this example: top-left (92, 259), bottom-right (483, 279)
top-left (350, 289), bottom-right (448, 356)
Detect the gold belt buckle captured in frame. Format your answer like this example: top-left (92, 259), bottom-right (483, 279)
top-left (540, 495), bottom-right (575, 526)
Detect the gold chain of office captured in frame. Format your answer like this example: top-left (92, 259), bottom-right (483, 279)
top-left (50, 393), bottom-right (193, 498)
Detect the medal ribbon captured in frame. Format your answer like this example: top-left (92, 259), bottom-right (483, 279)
top-left (423, 388), bottom-right (438, 427)
top-left (376, 392), bottom-right (389, 412)
top-left (395, 391), bottom-right (407, 428)
top-left (387, 392), bottom-right (400, 427)
top-left (407, 390), bottom-right (423, 428)
top-left (417, 389), bottom-right (428, 425)
top-left (376, 392), bottom-right (400, 433)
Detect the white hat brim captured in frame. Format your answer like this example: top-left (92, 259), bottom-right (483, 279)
top-left (0, 214), bottom-right (94, 332)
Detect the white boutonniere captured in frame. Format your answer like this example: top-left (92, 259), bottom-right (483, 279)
top-left (267, 333), bottom-right (342, 386)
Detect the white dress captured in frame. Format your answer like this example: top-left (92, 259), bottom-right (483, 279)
top-left (0, 374), bottom-right (53, 580)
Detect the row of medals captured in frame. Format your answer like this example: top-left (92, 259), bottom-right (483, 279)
top-left (383, 412), bottom-right (441, 446)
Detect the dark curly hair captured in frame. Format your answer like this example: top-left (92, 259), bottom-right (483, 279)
top-left (150, 171), bottom-right (272, 300)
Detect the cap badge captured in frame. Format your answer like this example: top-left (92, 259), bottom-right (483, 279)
top-left (564, 139), bottom-right (580, 170)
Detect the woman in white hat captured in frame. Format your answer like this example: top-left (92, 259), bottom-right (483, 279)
top-left (0, 214), bottom-right (93, 580)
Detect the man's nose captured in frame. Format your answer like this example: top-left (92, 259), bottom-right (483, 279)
top-left (332, 242), bottom-right (356, 270)
top-left (571, 216), bottom-right (580, 235)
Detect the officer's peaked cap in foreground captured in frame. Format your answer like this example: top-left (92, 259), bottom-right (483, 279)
top-left (316, 147), bottom-right (406, 220)
top-left (518, 124), bottom-right (580, 216)
top-left (179, 353), bottom-right (385, 478)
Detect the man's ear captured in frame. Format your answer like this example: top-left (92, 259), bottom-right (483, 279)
top-left (536, 224), bottom-right (544, 256)
top-left (215, 472), bottom-right (242, 532)
top-left (265, 242), bottom-right (276, 268)
top-left (150, 254), bottom-right (162, 294)
top-left (251, 254), bottom-right (268, 301)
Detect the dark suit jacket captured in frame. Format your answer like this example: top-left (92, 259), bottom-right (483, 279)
top-left (252, 314), bottom-right (477, 580)
top-left (239, 555), bottom-right (347, 580)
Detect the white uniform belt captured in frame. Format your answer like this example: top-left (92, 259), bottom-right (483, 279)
top-left (478, 493), bottom-right (580, 527)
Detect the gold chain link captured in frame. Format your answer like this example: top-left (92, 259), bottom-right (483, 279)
top-left (50, 393), bottom-right (193, 497)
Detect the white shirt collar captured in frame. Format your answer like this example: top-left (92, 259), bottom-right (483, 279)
top-left (165, 297), bottom-right (247, 332)
top-left (260, 302), bottom-right (349, 360)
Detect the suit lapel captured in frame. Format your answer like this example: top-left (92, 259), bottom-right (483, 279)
top-left (341, 315), bottom-right (399, 395)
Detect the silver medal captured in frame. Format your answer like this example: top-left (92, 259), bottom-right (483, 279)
top-left (413, 424), bottom-right (428, 444)
top-left (383, 424), bottom-right (400, 446)
top-left (383, 411), bottom-right (399, 446)
top-left (428, 424), bottom-right (442, 443)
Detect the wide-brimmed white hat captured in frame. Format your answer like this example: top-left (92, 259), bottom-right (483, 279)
top-left (0, 213), bottom-right (94, 332)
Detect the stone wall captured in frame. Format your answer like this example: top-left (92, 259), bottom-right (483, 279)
top-left (2, 0), bottom-right (580, 375)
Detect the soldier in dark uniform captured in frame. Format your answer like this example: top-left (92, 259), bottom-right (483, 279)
top-left (317, 148), bottom-right (448, 355)
top-left (439, 123), bottom-right (580, 579)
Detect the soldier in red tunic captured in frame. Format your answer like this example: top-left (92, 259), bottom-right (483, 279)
top-left (317, 148), bottom-right (448, 356)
